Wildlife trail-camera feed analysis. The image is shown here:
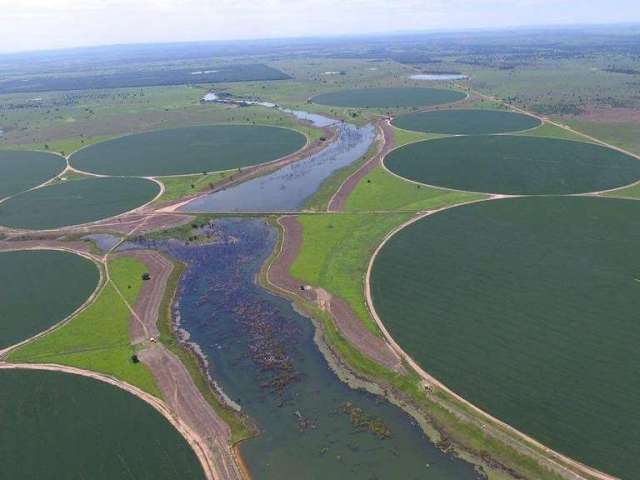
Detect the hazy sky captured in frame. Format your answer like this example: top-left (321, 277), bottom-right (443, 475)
top-left (2, 0), bottom-right (640, 53)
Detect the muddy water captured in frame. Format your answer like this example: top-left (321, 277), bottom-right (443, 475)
top-left (140, 219), bottom-right (481, 480)
top-left (180, 122), bottom-right (374, 213)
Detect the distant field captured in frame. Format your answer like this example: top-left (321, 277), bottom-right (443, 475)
top-left (0, 369), bottom-right (204, 479)
top-left (391, 109), bottom-right (540, 134)
top-left (0, 177), bottom-right (159, 230)
top-left (370, 196), bottom-right (640, 479)
top-left (385, 135), bottom-right (640, 194)
top-left (70, 125), bottom-right (306, 177)
top-left (0, 150), bottom-right (66, 199)
top-left (0, 250), bottom-right (99, 349)
top-left (311, 87), bottom-right (466, 108)
top-left (0, 63), bottom-right (290, 94)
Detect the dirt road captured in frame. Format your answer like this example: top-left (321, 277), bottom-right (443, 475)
top-left (139, 344), bottom-right (243, 480)
top-left (327, 119), bottom-right (396, 212)
top-left (112, 250), bottom-right (174, 344)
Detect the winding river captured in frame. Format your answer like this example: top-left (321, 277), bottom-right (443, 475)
top-left (181, 110), bottom-right (374, 212)
top-left (127, 219), bottom-right (481, 479)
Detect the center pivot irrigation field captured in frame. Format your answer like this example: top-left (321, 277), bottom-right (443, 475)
top-left (385, 135), bottom-right (640, 194)
top-left (0, 177), bottom-right (160, 230)
top-left (0, 250), bottom-right (99, 349)
top-left (391, 109), bottom-right (541, 134)
top-left (0, 369), bottom-right (205, 480)
top-left (0, 150), bottom-right (66, 199)
top-left (370, 196), bottom-right (640, 479)
top-left (69, 125), bottom-right (307, 177)
top-left (311, 87), bottom-right (466, 108)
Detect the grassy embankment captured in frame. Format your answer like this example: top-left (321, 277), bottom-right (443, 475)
top-left (8, 257), bottom-right (160, 396)
top-left (157, 170), bottom-right (233, 203)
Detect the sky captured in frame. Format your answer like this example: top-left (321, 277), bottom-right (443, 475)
top-left (1, 0), bottom-right (640, 53)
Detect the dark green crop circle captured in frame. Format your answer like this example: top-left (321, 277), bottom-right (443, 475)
top-left (392, 109), bottom-right (541, 134)
top-left (385, 135), bottom-right (640, 194)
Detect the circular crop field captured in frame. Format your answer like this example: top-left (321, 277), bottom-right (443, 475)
top-left (391, 109), bottom-right (541, 134)
top-left (0, 150), bottom-right (66, 199)
top-left (0, 177), bottom-right (159, 230)
top-left (0, 369), bottom-right (205, 479)
top-left (311, 87), bottom-right (466, 108)
top-left (69, 125), bottom-right (307, 177)
top-left (0, 250), bottom-right (99, 349)
top-left (385, 135), bottom-right (640, 194)
top-left (370, 196), bottom-right (640, 478)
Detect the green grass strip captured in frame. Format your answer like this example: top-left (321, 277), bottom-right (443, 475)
top-left (345, 165), bottom-right (485, 212)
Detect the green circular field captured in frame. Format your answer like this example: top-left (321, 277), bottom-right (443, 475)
top-left (69, 125), bottom-right (306, 177)
top-left (385, 135), bottom-right (640, 194)
top-left (0, 250), bottom-right (99, 349)
top-left (0, 177), bottom-right (159, 230)
top-left (0, 369), bottom-right (205, 479)
top-left (311, 88), bottom-right (466, 108)
top-left (370, 197), bottom-right (640, 478)
top-left (391, 109), bottom-right (541, 134)
top-left (0, 150), bottom-right (66, 199)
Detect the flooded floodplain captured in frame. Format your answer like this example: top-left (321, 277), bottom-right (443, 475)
top-left (181, 123), bottom-right (375, 212)
top-left (128, 219), bottom-right (481, 480)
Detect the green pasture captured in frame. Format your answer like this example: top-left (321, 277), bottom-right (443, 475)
top-left (0, 250), bottom-right (99, 350)
top-left (291, 213), bottom-right (413, 334)
top-left (70, 125), bottom-right (306, 177)
top-left (157, 171), bottom-right (232, 203)
top-left (370, 196), bottom-right (640, 478)
top-left (0, 369), bottom-right (204, 480)
top-left (0, 177), bottom-right (160, 230)
top-left (390, 126), bottom-right (436, 148)
top-left (385, 135), bottom-right (640, 195)
top-left (344, 165), bottom-right (485, 212)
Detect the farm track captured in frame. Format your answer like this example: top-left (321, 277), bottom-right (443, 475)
top-left (327, 118), bottom-right (396, 212)
top-left (139, 344), bottom-right (243, 480)
top-left (111, 250), bottom-right (173, 344)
